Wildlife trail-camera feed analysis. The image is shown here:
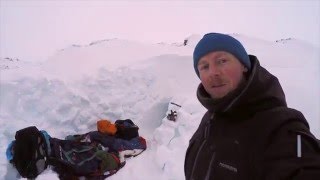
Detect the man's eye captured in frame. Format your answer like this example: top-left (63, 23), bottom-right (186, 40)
top-left (217, 59), bottom-right (227, 64)
top-left (199, 64), bottom-right (209, 71)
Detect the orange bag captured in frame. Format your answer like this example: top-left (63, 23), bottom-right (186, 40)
top-left (97, 119), bottom-right (117, 135)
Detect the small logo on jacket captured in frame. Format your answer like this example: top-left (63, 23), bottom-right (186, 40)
top-left (218, 162), bottom-right (238, 173)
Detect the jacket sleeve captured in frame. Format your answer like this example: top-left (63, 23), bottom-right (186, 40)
top-left (262, 121), bottom-right (320, 180)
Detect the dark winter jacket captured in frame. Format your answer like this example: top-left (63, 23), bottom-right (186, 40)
top-left (184, 55), bottom-right (320, 180)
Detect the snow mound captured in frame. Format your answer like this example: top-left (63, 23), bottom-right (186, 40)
top-left (0, 34), bottom-right (319, 179)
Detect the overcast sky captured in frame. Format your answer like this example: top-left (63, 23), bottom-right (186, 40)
top-left (0, 0), bottom-right (319, 62)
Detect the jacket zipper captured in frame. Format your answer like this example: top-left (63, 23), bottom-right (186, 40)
top-left (189, 136), bottom-right (207, 179)
top-left (190, 114), bottom-right (214, 179)
top-left (204, 113), bottom-right (215, 180)
top-left (204, 151), bottom-right (216, 180)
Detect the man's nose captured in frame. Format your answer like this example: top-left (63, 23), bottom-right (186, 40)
top-left (209, 65), bottom-right (221, 76)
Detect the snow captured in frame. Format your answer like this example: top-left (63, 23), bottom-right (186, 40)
top-left (0, 34), bottom-right (319, 180)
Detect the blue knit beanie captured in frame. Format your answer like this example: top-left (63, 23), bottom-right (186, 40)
top-left (193, 33), bottom-right (251, 77)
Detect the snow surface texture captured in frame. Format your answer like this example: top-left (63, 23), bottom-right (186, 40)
top-left (0, 34), bottom-right (319, 180)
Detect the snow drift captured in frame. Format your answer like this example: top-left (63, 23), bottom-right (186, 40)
top-left (0, 34), bottom-right (319, 179)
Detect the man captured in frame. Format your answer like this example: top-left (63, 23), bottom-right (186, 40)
top-left (184, 33), bottom-right (320, 180)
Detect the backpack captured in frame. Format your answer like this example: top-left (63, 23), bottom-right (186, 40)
top-left (10, 126), bottom-right (48, 179)
top-left (115, 119), bottom-right (139, 140)
top-left (49, 138), bottom-right (123, 179)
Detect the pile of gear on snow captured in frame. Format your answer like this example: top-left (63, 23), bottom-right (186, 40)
top-left (6, 119), bottom-right (147, 179)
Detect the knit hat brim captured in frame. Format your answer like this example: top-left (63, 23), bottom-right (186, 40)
top-left (193, 33), bottom-right (251, 77)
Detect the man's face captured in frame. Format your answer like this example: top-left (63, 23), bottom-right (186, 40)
top-left (197, 51), bottom-right (248, 99)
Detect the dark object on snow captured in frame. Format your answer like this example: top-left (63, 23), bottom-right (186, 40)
top-left (184, 39), bottom-right (188, 46)
top-left (66, 131), bottom-right (147, 153)
top-left (170, 102), bottom-right (182, 108)
top-left (49, 138), bottom-right (123, 179)
top-left (115, 119), bottom-right (139, 140)
top-left (10, 126), bottom-right (48, 179)
top-left (167, 110), bottom-right (177, 121)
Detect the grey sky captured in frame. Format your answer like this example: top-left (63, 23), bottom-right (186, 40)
top-left (0, 0), bottom-right (319, 61)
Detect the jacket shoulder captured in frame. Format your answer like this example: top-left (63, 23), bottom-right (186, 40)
top-left (252, 107), bottom-right (320, 179)
top-left (252, 107), bottom-right (309, 138)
